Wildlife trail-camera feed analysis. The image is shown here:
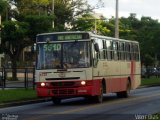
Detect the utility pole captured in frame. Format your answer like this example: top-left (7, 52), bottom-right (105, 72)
top-left (0, 15), bottom-right (2, 67)
top-left (94, 19), bottom-right (97, 34)
top-left (115, 0), bottom-right (119, 38)
top-left (52, 0), bottom-right (54, 28)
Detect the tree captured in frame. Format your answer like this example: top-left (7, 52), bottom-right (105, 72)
top-left (71, 13), bottom-right (110, 35)
top-left (0, 21), bottom-right (29, 80)
top-left (14, 0), bottom-right (100, 31)
top-left (24, 15), bottom-right (54, 42)
top-left (137, 17), bottom-right (160, 66)
top-left (51, 0), bottom-right (97, 31)
top-left (0, 0), bottom-right (8, 22)
top-left (143, 54), bottom-right (154, 67)
top-left (96, 19), bottom-right (111, 36)
top-left (71, 14), bottom-right (95, 31)
top-left (14, 0), bottom-right (50, 15)
top-left (0, 0), bottom-right (7, 14)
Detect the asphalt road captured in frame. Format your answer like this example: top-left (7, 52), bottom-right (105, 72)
top-left (0, 86), bottom-right (160, 120)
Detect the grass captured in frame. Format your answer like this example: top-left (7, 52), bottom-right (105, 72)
top-left (0, 88), bottom-right (37, 103)
top-left (141, 77), bottom-right (160, 86)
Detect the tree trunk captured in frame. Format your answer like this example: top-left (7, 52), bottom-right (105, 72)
top-left (11, 59), bottom-right (18, 81)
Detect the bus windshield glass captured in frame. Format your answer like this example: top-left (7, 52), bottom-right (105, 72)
top-left (36, 41), bottom-right (90, 69)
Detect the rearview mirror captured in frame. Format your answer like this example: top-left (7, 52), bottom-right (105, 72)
top-left (32, 43), bottom-right (36, 52)
top-left (94, 43), bottom-right (99, 52)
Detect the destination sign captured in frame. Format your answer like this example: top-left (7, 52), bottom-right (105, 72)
top-left (58, 34), bottom-right (82, 41)
top-left (36, 33), bottom-right (89, 42)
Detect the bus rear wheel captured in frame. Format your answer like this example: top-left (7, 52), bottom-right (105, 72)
top-left (117, 80), bottom-right (131, 98)
top-left (52, 97), bottom-right (61, 105)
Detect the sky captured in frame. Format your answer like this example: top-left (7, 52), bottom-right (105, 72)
top-left (88, 0), bottom-right (160, 20)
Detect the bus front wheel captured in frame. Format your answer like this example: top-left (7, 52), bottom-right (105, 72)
top-left (93, 83), bottom-right (103, 103)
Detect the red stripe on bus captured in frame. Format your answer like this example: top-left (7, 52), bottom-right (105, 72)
top-left (131, 60), bottom-right (136, 81)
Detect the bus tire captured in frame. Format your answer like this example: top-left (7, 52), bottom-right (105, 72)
top-left (52, 97), bottom-right (61, 105)
top-left (123, 80), bottom-right (131, 98)
top-left (93, 83), bottom-right (103, 103)
top-left (117, 80), bottom-right (131, 98)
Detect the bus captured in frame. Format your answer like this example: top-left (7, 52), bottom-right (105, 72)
top-left (35, 31), bottom-right (141, 104)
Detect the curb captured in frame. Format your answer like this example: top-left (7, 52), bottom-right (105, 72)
top-left (138, 84), bottom-right (160, 89)
top-left (0, 98), bottom-right (51, 108)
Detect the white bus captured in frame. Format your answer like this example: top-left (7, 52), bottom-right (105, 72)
top-left (35, 31), bottom-right (141, 104)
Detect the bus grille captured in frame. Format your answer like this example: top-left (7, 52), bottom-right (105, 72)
top-left (52, 89), bottom-right (76, 96)
top-left (52, 82), bottom-right (75, 87)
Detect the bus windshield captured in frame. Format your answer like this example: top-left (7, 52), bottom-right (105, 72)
top-left (36, 41), bottom-right (90, 69)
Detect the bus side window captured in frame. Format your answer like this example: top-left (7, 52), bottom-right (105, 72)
top-left (106, 40), bottom-right (112, 60)
top-left (135, 44), bottom-right (140, 61)
top-left (113, 41), bottom-right (118, 60)
top-left (125, 43), bottom-right (131, 61)
top-left (120, 42), bottom-right (125, 60)
top-left (131, 43), bottom-right (140, 61)
top-left (95, 38), bottom-right (103, 59)
top-left (116, 42), bottom-right (119, 60)
top-left (94, 39), bottom-right (100, 60)
top-left (103, 40), bottom-right (107, 59)
top-left (110, 41), bottom-right (114, 60)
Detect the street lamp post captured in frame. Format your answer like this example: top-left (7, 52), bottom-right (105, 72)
top-left (115, 0), bottom-right (119, 38)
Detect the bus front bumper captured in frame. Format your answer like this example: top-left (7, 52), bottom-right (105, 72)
top-left (36, 80), bottom-right (101, 97)
top-left (36, 86), bottom-right (96, 97)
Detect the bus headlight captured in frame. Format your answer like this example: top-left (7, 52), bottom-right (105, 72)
top-left (41, 82), bottom-right (46, 87)
top-left (81, 81), bottom-right (86, 85)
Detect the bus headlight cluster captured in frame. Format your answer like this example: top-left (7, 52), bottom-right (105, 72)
top-left (41, 82), bottom-right (46, 87)
top-left (81, 81), bottom-right (86, 85)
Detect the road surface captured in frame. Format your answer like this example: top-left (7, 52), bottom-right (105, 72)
top-left (0, 86), bottom-right (160, 120)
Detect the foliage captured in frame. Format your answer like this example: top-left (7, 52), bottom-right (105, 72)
top-left (72, 14), bottom-right (110, 35)
top-left (1, 21), bottom-right (29, 52)
top-left (1, 21), bottom-right (29, 54)
top-left (0, 21), bottom-right (29, 80)
top-left (14, 0), bottom-right (50, 15)
top-left (24, 15), bottom-right (54, 41)
top-left (71, 14), bottom-right (95, 31)
top-left (0, 0), bottom-right (7, 14)
top-left (142, 54), bottom-right (154, 67)
top-left (14, 0), bottom-right (95, 31)
top-left (53, 0), bottom-right (95, 31)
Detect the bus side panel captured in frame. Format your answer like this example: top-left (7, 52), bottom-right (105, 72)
top-left (105, 61), bottom-right (127, 93)
top-left (105, 77), bottom-right (128, 93)
top-left (92, 79), bottom-right (102, 95)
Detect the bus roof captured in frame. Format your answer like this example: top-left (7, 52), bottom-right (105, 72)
top-left (37, 31), bottom-right (139, 44)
